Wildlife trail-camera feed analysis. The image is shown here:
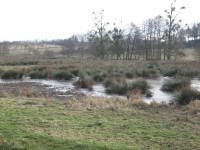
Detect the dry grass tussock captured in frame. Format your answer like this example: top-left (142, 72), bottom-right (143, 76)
top-left (65, 88), bottom-right (146, 111)
top-left (65, 96), bottom-right (144, 111)
top-left (0, 83), bottom-right (47, 98)
top-left (186, 100), bottom-right (200, 114)
top-left (65, 95), bottom-right (169, 111)
top-left (126, 88), bottom-right (141, 99)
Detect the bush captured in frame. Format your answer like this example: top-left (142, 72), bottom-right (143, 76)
top-left (135, 69), bottom-right (151, 78)
top-left (104, 78), bottom-right (128, 95)
top-left (173, 88), bottom-right (200, 105)
top-left (28, 71), bottom-right (48, 79)
top-left (78, 71), bottom-right (88, 79)
top-left (3, 61), bottom-right (38, 66)
top-left (74, 72), bottom-right (94, 90)
top-left (163, 69), bottom-right (178, 77)
top-left (110, 72), bottom-right (122, 78)
top-left (93, 72), bottom-right (108, 82)
top-left (52, 71), bottom-right (73, 80)
top-left (1, 70), bottom-right (23, 79)
top-left (104, 78), bottom-right (150, 95)
top-left (163, 69), bottom-right (198, 78)
top-left (177, 69), bottom-right (198, 78)
top-left (74, 78), bottom-right (94, 90)
top-left (125, 71), bottom-right (134, 78)
top-left (161, 78), bottom-right (190, 92)
top-left (43, 50), bottom-right (56, 59)
top-left (70, 69), bottom-right (80, 76)
top-left (32, 66), bottom-right (47, 72)
top-left (129, 79), bottom-right (150, 94)
top-left (135, 69), bottom-right (160, 78)
top-left (186, 100), bottom-right (200, 114)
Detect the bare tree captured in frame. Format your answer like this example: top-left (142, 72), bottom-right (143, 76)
top-left (0, 41), bottom-right (10, 56)
top-left (61, 35), bottom-right (78, 57)
top-left (191, 23), bottom-right (199, 40)
top-left (163, 0), bottom-right (185, 60)
top-left (77, 34), bottom-right (88, 58)
top-left (125, 23), bottom-right (141, 60)
top-left (88, 10), bottom-right (110, 59)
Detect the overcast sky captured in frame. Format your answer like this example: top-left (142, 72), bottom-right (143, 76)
top-left (0, 0), bottom-right (199, 41)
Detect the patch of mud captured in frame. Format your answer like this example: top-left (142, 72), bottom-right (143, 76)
top-left (0, 82), bottom-right (85, 100)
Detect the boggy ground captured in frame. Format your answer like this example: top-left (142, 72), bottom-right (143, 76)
top-left (0, 96), bottom-right (200, 150)
top-left (0, 54), bottom-right (200, 149)
top-left (0, 82), bottom-right (85, 100)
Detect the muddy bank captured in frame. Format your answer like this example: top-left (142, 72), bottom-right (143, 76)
top-left (0, 82), bottom-right (85, 100)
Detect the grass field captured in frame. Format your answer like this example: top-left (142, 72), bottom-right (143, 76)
top-left (0, 96), bottom-right (200, 150)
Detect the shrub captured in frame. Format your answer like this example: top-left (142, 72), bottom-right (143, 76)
top-left (104, 78), bottom-right (150, 96)
top-left (163, 69), bottom-right (178, 77)
top-left (125, 71), bottom-right (134, 78)
top-left (74, 78), bottom-right (94, 90)
top-left (1, 70), bottom-right (23, 79)
top-left (43, 50), bottom-right (56, 59)
top-left (93, 72), bottom-right (108, 82)
top-left (104, 78), bottom-right (128, 95)
top-left (3, 61), bottom-right (38, 66)
top-left (28, 71), bottom-right (48, 79)
top-left (135, 69), bottom-right (160, 78)
top-left (58, 66), bottom-right (68, 70)
top-left (129, 79), bottom-right (150, 94)
top-left (161, 78), bottom-right (190, 92)
top-left (146, 90), bottom-right (153, 97)
top-left (163, 68), bottom-right (198, 78)
top-left (52, 71), bottom-right (73, 80)
top-left (70, 69), bottom-right (80, 76)
top-left (110, 72), bottom-right (122, 78)
top-left (186, 100), bottom-right (200, 114)
top-left (173, 88), bottom-right (200, 105)
top-left (126, 89), bottom-right (141, 100)
top-left (74, 72), bottom-right (94, 90)
top-left (135, 69), bottom-right (151, 78)
top-left (78, 71), bottom-right (88, 79)
top-left (30, 66), bottom-right (47, 72)
top-left (177, 69), bottom-right (198, 78)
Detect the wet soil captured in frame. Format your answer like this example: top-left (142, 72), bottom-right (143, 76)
top-left (0, 82), bottom-right (85, 100)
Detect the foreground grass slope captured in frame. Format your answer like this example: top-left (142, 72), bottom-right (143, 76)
top-left (0, 97), bottom-right (200, 150)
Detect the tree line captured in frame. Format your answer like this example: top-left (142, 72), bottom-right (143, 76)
top-left (1, 0), bottom-right (200, 60)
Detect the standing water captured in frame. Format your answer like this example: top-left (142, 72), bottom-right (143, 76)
top-left (0, 77), bottom-right (200, 103)
top-left (142, 77), bottom-right (173, 103)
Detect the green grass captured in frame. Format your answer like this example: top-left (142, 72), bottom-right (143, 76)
top-left (0, 97), bottom-right (200, 150)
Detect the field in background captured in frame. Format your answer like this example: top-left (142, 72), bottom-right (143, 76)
top-left (5, 43), bottom-right (200, 61)
top-left (8, 44), bottom-right (62, 55)
top-left (179, 48), bottom-right (200, 61)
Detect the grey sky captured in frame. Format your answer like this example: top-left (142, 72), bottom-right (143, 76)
top-left (0, 0), bottom-right (199, 41)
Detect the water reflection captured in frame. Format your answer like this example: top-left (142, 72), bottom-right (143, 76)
top-left (143, 77), bottom-right (173, 103)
